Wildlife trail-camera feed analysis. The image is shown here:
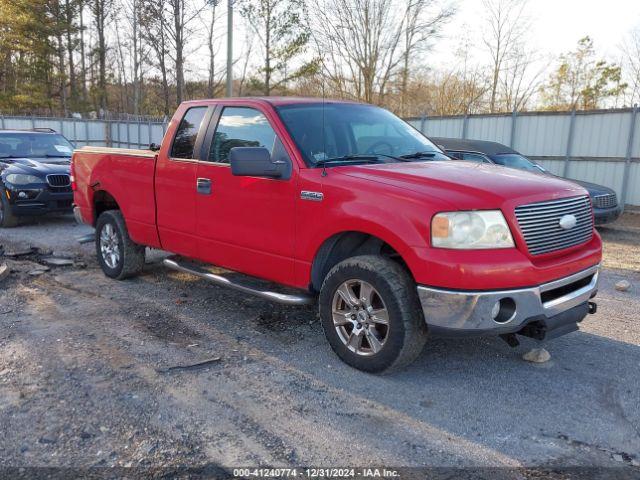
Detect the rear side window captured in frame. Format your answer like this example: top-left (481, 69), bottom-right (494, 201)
top-left (208, 107), bottom-right (276, 163)
top-left (171, 107), bottom-right (207, 159)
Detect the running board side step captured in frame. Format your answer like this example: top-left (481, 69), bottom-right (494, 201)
top-left (163, 257), bottom-right (315, 306)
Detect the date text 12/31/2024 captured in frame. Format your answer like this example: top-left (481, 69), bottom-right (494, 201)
top-left (233, 468), bottom-right (400, 478)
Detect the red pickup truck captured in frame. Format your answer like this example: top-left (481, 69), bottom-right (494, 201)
top-left (72, 97), bottom-right (602, 372)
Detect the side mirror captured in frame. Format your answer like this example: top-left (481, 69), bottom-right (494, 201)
top-left (229, 147), bottom-right (290, 179)
top-left (149, 143), bottom-right (161, 152)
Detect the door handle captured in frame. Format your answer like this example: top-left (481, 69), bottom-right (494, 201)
top-left (197, 177), bottom-right (212, 195)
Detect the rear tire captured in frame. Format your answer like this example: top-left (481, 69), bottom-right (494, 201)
top-left (95, 210), bottom-right (145, 280)
top-left (319, 255), bottom-right (428, 373)
top-left (0, 188), bottom-right (18, 228)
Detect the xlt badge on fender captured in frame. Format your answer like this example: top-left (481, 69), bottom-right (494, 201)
top-left (301, 191), bottom-right (323, 202)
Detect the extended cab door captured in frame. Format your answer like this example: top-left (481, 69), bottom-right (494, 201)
top-left (194, 104), bottom-right (298, 286)
top-left (155, 105), bottom-right (212, 257)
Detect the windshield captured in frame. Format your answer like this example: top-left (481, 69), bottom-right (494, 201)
top-left (0, 133), bottom-right (74, 158)
top-left (489, 153), bottom-right (546, 172)
top-left (275, 103), bottom-right (449, 166)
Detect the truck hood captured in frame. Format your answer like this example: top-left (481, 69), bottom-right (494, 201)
top-left (336, 161), bottom-right (586, 209)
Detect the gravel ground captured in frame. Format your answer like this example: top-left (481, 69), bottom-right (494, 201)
top-left (0, 213), bottom-right (639, 478)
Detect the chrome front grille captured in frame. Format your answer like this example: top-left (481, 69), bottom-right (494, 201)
top-left (592, 193), bottom-right (617, 209)
top-left (47, 174), bottom-right (71, 187)
top-left (514, 196), bottom-right (594, 255)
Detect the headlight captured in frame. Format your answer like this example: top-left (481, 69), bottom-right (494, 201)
top-left (5, 173), bottom-right (42, 185)
top-left (431, 210), bottom-right (515, 249)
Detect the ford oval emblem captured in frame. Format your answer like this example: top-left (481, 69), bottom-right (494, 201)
top-left (559, 214), bottom-right (577, 230)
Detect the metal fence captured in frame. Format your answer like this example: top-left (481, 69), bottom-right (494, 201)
top-left (0, 115), bottom-right (168, 149)
top-left (406, 107), bottom-right (640, 207)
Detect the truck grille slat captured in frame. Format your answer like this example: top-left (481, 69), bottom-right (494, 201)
top-left (517, 210), bottom-right (592, 223)
top-left (514, 197), bottom-right (587, 212)
top-left (515, 196), bottom-right (593, 255)
top-left (524, 227), bottom-right (593, 247)
top-left (518, 215), bottom-right (593, 232)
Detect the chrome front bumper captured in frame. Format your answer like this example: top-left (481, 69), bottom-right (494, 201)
top-left (417, 264), bottom-right (599, 335)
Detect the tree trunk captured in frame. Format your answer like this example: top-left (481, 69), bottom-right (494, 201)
top-left (79, 0), bottom-right (88, 103)
top-left (132, 0), bottom-right (140, 115)
top-left (264, 4), bottom-right (271, 95)
top-left (65, 0), bottom-right (77, 103)
top-left (207, 7), bottom-right (216, 98)
top-left (94, 0), bottom-right (108, 113)
top-left (57, 31), bottom-right (68, 116)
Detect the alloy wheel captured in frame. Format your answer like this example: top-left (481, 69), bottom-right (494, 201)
top-left (331, 279), bottom-right (390, 356)
top-left (100, 223), bottom-right (121, 269)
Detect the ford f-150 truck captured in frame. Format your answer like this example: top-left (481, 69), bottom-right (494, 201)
top-left (72, 97), bottom-right (602, 372)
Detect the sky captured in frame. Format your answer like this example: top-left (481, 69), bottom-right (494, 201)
top-left (429, 0), bottom-right (640, 67)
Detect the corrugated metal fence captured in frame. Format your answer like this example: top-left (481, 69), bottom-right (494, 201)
top-left (406, 107), bottom-right (640, 207)
top-left (0, 115), bottom-right (167, 149)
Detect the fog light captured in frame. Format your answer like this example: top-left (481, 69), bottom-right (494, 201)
top-left (491, 301), bottom-right (501, 319)
top-left (18, 191), bottom-right (28, 199)
top-left (491, 298), bottom-right (516, 324)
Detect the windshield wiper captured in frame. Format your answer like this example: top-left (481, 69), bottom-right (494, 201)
top-left (314, 154), bottom-right (383, 167)
top-left (315, 155), bottom-right (386, 176)
top-left (43, 154), bottom-right (71, 158)
top-left (399, 151), bottom-right (438, 160)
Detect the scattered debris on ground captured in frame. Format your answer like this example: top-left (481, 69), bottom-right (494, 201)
top-left (0, 263), bottom-right (9, 282)
top-left (156, 356), bottom-right (222, 373)
top-left (615, 280), bottom-right (632, 292)
top-left (522, 347), bottom-right (551, 363)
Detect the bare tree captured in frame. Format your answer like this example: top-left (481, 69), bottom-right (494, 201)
top-left (398, 0), bottom-right (453, 116)
top-left (427, 40), bottom-right (490, 115)
top-left (120, 0), bottom-right (150, 114)
top-left (165, 0), bottom-right (205, 103)
top-left (312, 0), bottom-right (451, 105)
top-left (482, 0), bottom-right (529, 112)
top-left (90, 0), bottom-right (112, 113)
top-left (499, 46), bottom-right (543, 111)
top-left (51, 0), bottom-right (69, 115)
top-left (314, 0), bottom-right (403, 103)
top-left (65, 0), bottom-right (79, 103)
top-left (141, 0), bottom-right (172, 114)
top-left (237, 31), bottom-right (255, 96)
top-left (239, 0), bottom-right (316, 95)
top-left (79, 0), bottom-right (89, 102)
top-left (200, 0), bottom-right (225, 97)
top-left (621, 27), bottom-right (640, 106)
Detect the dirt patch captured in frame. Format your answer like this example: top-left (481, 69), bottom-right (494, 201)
top-left (598, 212), bottom-right (640, 273)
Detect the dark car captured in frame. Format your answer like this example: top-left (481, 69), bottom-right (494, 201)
top-left (431, 137), bottom-right (621, 225)
top-left (0, 129), bottom-right (75, 227)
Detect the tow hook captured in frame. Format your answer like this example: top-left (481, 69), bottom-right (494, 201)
top-left (588, 302), bottom-right (597, 314)
top-left (499, 333), bottom-right (520, 348)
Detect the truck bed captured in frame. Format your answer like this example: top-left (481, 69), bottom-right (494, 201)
top-left (72, 146), bottom-right (160, 248)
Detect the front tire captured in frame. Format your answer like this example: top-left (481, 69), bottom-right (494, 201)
top-left (95, 210), bottom-right (145, 280)
top-left (0, 188), bottom-right (18, 228)
top-left (319, 255), bottom-right (428, 373)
